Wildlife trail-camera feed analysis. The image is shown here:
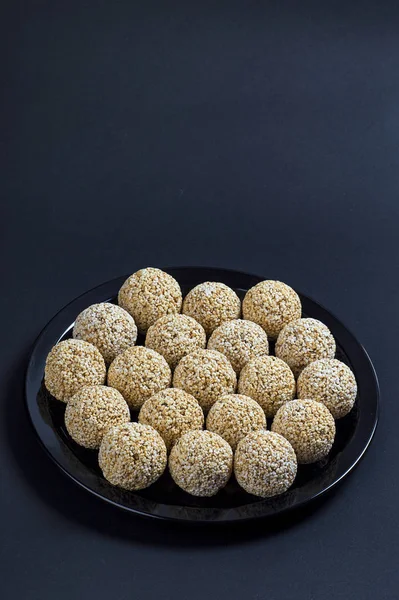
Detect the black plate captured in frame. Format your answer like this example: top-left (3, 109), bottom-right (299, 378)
top-left (25, 267), bottom-right (379, 523)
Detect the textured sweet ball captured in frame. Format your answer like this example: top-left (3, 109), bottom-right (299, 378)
top-left (207, 319), bottom-right (269, 374)
top-left (169, 430), bottom-right (233, 496)
top-left (173, 349), bottom-right (237, 412)
top-left (108, 346), bottom-right (171, 410)
top-left (65, 385), bottom-right (130, 449)
top-left (73, 302), bottom-right (137, 364)
top-left (118, 267), bottom-right (182, 333)
top-left (145, 314), bottom-right (206, 369)
top-left (297, 358), bottom-right (357, 419)
top-left (272, 399), bottom-right (336, 464)
top-left (206, 394), bottom-right (266, 450)
top-left (99, 422), bottom-right (167, 491)
top-left (242, 280), bottom-right (301, 340)
top-left (44, 339), bottom-right (106, 403)
top-left (234, 430), bottom-right (297, 497)
top-left (182, 282), bottom-right (241, 336)
top-left (238, 355), bottom-right (296, 418)
top-left (275, 318), bottom-right (336, 378)
top-left (138, 388), bottom-right (204, 450)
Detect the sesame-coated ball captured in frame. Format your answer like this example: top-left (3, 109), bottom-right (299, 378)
top-left (65, 385), bottom-right (130, 449)
top-left (173, 349), bottom-right (237, 412)
top-left (242, 280), bottom-right (301, 340)
top-left (272, 399), bottom-right (336, 464)
top-left (169, 430), bottom-right (233, 496)
top-left (145, 314), bottom-right (206, 369)
top-left (297, 358), bottom-right (357, 419)
top-left (275, 318), bottom-right (336, 378)
top-left (138, 388), bottom-right (204, 450)
top-left (207, 319), bottom-right (269, 373)
top-left (206, 394), bottom-right (266, 450)
top-left (108, 346), bottom-right (171, 410)
top-left (99, 422), bottom-right (167, 491)
top-left (73, 302), bottom-right (137, 364)
top-left (118, 268), bottom-right (182, 333)
top-left (238, 356), bottom-right (296, 418)
top-left (234, 430), bottom-right (297, 497)
top-left (182, 282), bottom-right (241, 336)
top-left (44, 339), bottom-right (106, 403)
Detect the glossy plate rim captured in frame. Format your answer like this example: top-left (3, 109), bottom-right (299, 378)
top-left (25, 267), bottom-right (379, 523)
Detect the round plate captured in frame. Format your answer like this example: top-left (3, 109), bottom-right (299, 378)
top-left (25, 267), bottom-right (379, 523)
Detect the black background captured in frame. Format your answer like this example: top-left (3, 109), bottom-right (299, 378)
top-left (2, 1), bottom-right (399, 599)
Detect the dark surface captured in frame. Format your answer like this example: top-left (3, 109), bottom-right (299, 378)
top-left (26, 269), bottom-right (378, 522)
top-left (1, 0), bottom-right (399, 598)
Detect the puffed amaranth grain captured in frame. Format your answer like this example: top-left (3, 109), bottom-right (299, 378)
top-left (207, 319), bottom-right (269, 373)
top-left (44, 339), bottom-right (106, 402)
top-left (173, 348), bottom-right (237, 412)
top-left (65, 385), bottom-right (130, 449)
top-left (297, 358), bottom-right (357, 419)
top-left (99, 422), bottom-right (167, 491)
top-left (272, 399), bottom-right (336, 464)
top-left (242, 280), bottom-right (301, 340)
top-left (182, 282), bottom-right (241, 336)
top-left (206, 394), bottom-right (266, 450)
top-left (169, 430), bottom-right (233, 496)
top-left (234, 430), bottom-right (297, 497)
top-left (73, 302), bottom-right (138, 364)
top-left (275, 318), bottom-right (336, 378)
top-left (118, 267), bottom-right (182, 333)
top-left (238, 355), bottom-right (296, 417)
top-left (139, 388), bottom-right (204, 450)
top-left (145, 313), bottom-right (206, 369)
top-left (108, 346), bottom-right (171, 410)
